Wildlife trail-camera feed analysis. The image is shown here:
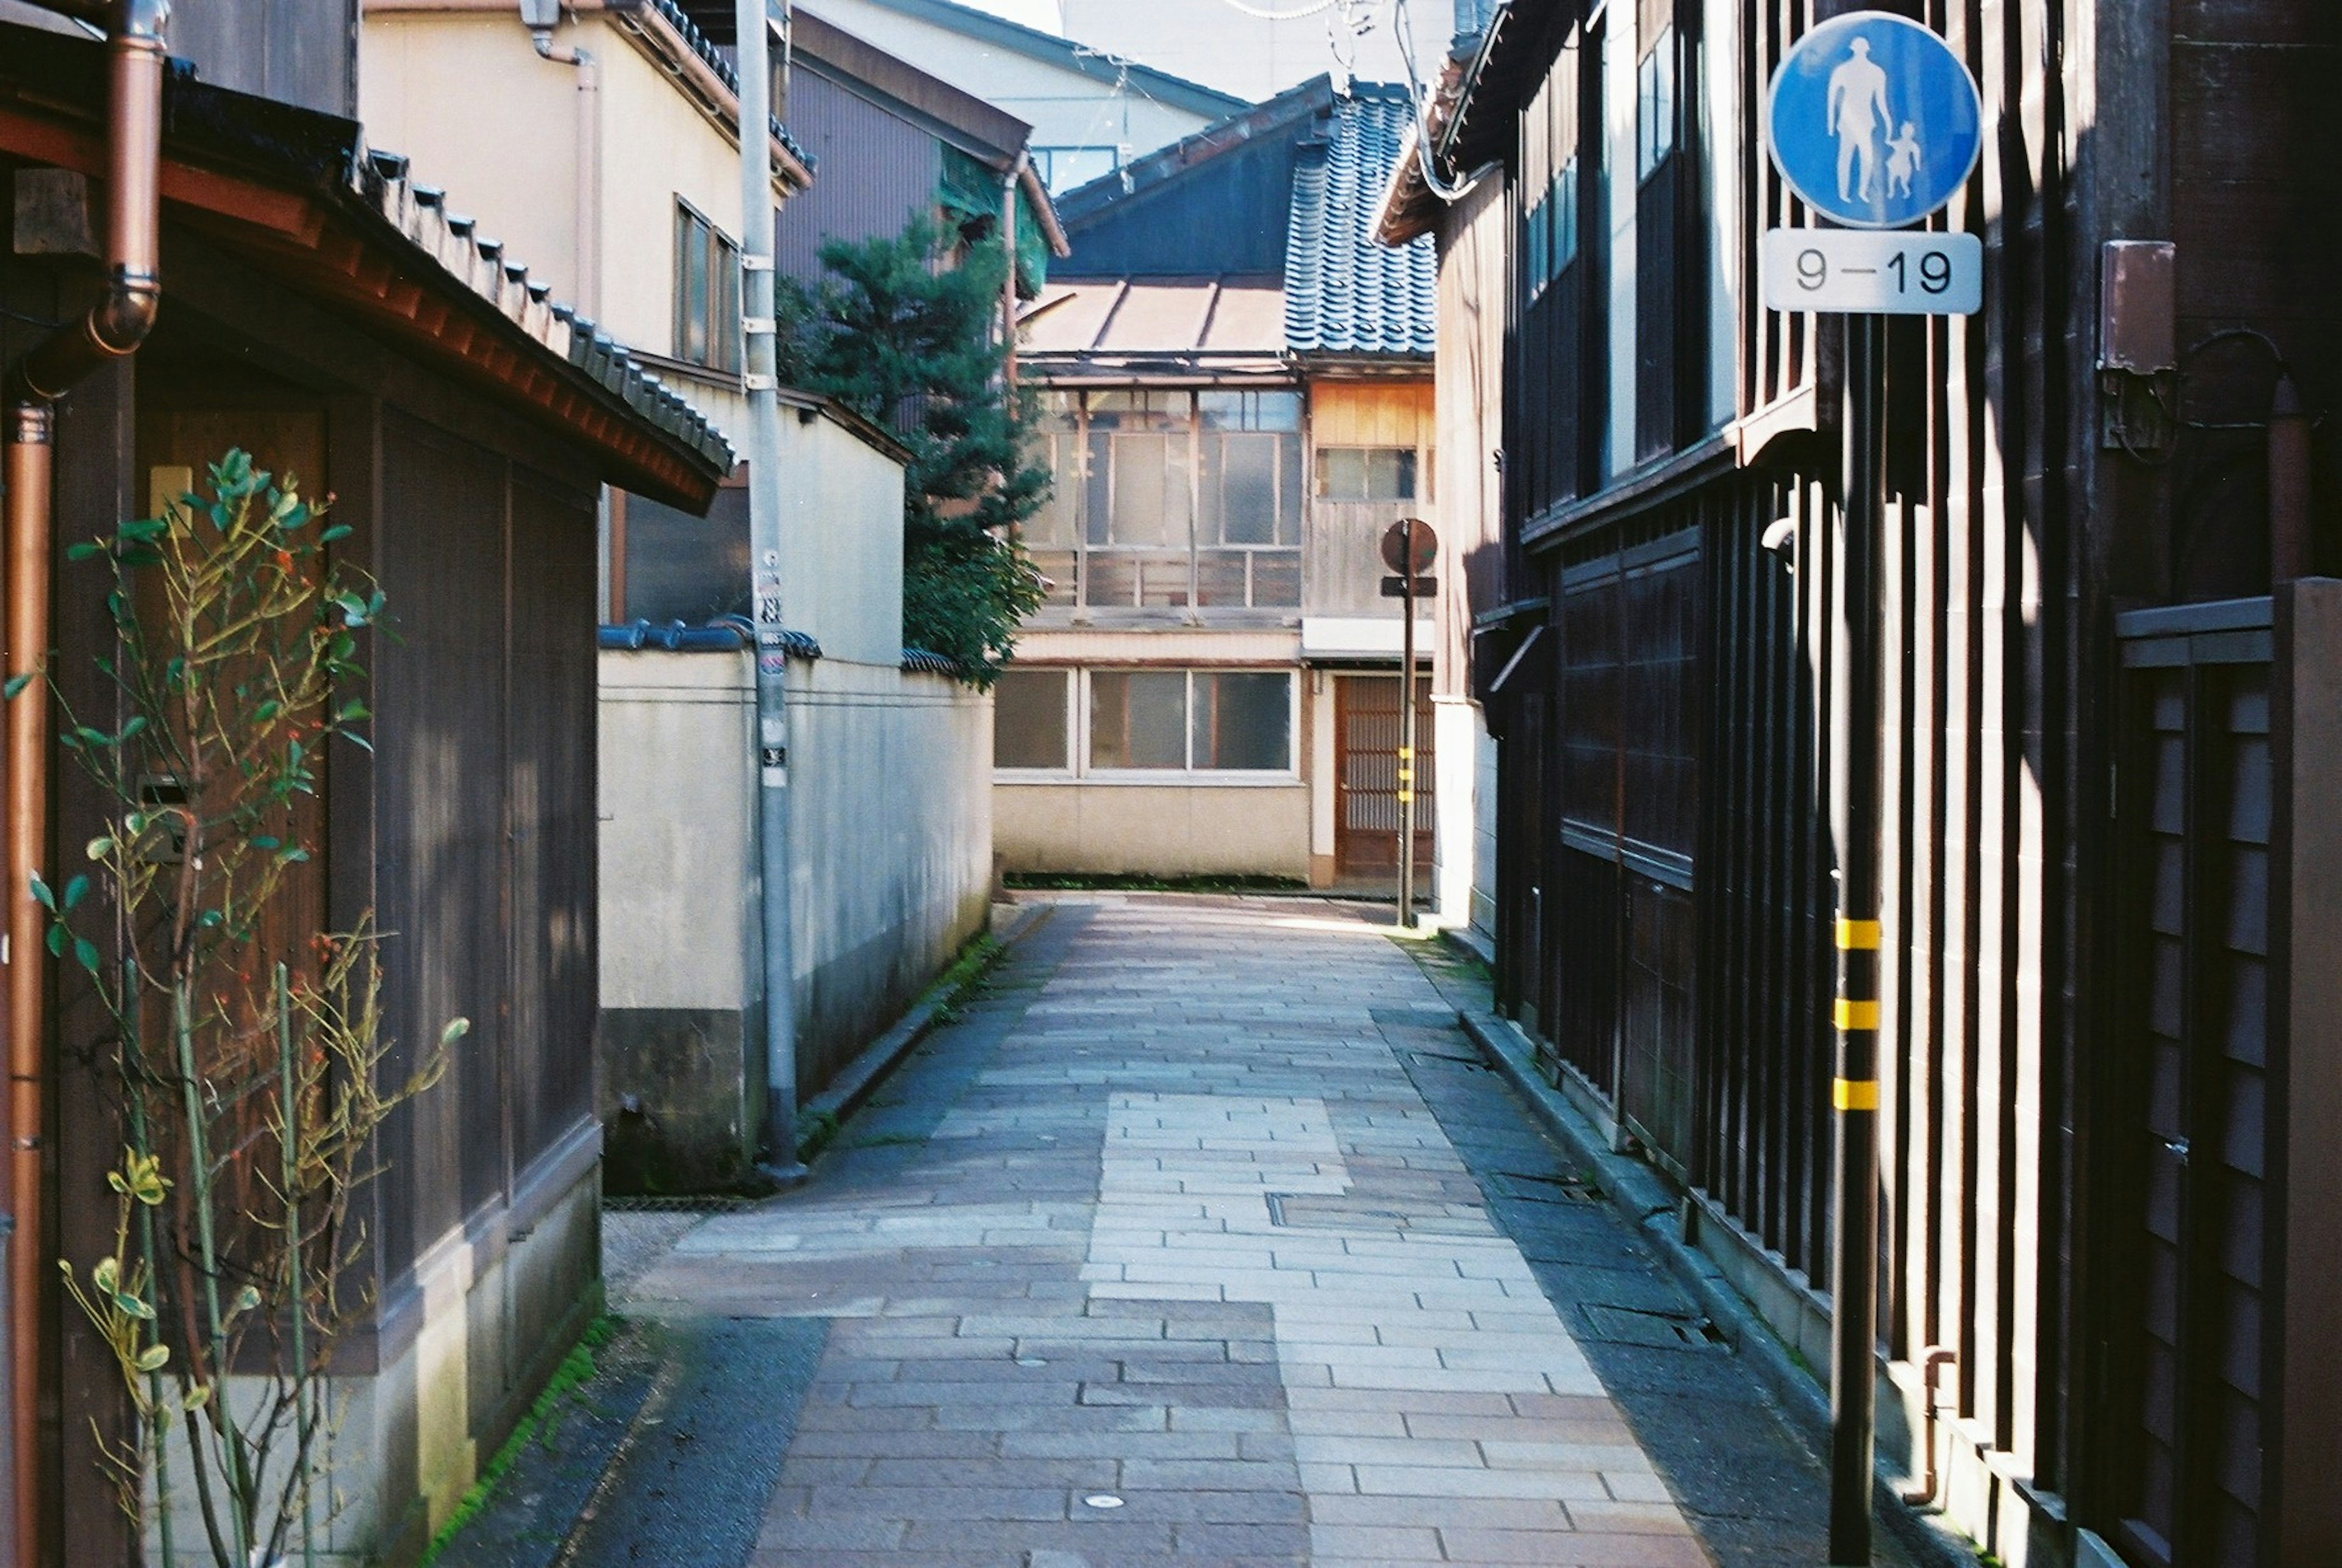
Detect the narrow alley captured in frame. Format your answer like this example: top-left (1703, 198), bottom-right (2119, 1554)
top-left (584, 898), bottom-right (1911, 1568)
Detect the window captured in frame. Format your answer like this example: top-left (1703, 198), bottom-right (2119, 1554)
top-left (1023, 390), bottom-right (1303, 611)
top-left (1089, 670), bottom-right (1294, 775)
top-left (1314, 446), bottom-right (1420, 503)
top-left (1034, 145), bottom-right (1120, 193)
top-left (994, 668), bottom-right (1072, 770)
top-left (1636, 25), bottom-right (1678, 182)
top-left (673, 201), bottom-right (742, 373)
top-left (995, 668), bottom-right (1296, 778)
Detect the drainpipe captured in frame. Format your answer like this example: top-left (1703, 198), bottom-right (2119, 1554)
top-left (1000, 153), bottom-right (1024, 385)
top-left (522, 2), bottom-right (599, 310)
top-left (1898, 1347), bottom-right (1958, 1508)
top-left (2, 5), bottom-right (170, 1561)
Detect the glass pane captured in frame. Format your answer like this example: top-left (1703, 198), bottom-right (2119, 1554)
top-left (714, 236), bottom-right (741, 373)
top-left (1110, 433), bottom-right (1191, 548)
top-left (994, 670), bottom-right (1069, 769)
top-left (1209, 433), bottom-right (1281, 544)
top-left (1025, 431), bottom-right (1080, 546)
top-left (1198, 390), bottom-right (1302, 432)
top-left (1193, 673), bottom-right (1291, 771)
top-left (1316, 447), bottom-right (1365, 499)
top-left (622, 485), bottom-right (749, 624)
top-left (1084, 430), bottom-right (1112, 546)
top-left (679, 215), bottom-right (710, 364)
top-left (1089, 671), bottom-right (1187, 769)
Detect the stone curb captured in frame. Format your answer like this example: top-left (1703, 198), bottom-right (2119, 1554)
top-left (1455, 1005), bottom-right (1977, 1568)
top-left (800, 901), bottom-right (1053, 1137)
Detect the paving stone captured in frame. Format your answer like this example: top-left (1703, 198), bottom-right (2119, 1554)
top-left (607, 897), bottom-right (1836, 1567)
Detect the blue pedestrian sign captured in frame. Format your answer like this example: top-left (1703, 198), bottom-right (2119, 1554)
top-left (1766, 12), bottom-right (1982, 230)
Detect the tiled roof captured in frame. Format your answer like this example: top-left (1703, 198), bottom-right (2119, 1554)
top-left (357, 149), bottom-right (736, 476)
top-left (648, 0), bottom-right (818, 174)
top-left (1283, 87), bottom-right (1436, 359)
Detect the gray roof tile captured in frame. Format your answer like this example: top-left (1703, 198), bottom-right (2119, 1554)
top-left (1283, 88), bottom-right (1437, 359)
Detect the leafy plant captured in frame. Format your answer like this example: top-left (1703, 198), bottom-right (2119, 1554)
top-left (30, 451), bottom-right (463, 1567)
top-left (778, 217), bottom-right (1050, 686)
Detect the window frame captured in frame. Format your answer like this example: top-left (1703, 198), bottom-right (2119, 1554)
top-left (673, 198), bottom-right (743, 375)
top-left (992, 666), bottom-right (1302, 784)
top-left (991, 666), bottom-right (1077, 776)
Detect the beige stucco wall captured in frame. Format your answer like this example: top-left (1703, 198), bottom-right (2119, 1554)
top-left (359, 8), bottom-right (770, 443)
top-left (360, 15), bottom-right (588, 301)
top-left (995, 782), bottom-right (1310, 880)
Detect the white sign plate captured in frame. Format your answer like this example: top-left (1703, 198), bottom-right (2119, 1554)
top-left (1762, 228), bottom-right (1982, 315)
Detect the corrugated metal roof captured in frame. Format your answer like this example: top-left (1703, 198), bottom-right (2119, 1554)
top-left (1283, 88), bottom-right (1437, 358)
top-left (1019, 279), bottom-right (1287, 359)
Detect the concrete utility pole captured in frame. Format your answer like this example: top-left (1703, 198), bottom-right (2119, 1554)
top-left (736, 0), bottom-right (804, 1183)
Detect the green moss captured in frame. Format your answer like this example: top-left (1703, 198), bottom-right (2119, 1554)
top-left (1003, 872), bottom-right (1309, 894)
top-left (418, 1314), bottom-right (623, 1566)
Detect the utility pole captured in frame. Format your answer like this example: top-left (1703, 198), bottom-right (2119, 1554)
top-left (736, 0), bottom-right (804, 1183)
top-left (1828, 312), bottom-right (1885, 1564)
top-left (1397, 518), bottom-right (1418, 929)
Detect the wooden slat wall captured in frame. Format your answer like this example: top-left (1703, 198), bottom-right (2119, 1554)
top-left (1310, 381), bottom-right (1436, 452)
top-left (1500, 0), bottom-right (2090, 1512)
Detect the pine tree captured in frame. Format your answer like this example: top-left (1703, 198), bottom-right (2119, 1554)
top-left (782, 217), bottom-right (1047, 687)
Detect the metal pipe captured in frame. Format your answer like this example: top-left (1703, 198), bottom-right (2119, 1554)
top-left (528, 25), bottom-right (601, 312)
top-left (1899, 1347), bottom-right (1958, 1508)
top-left (1827, 312), bottom-right (1886, 1565)
top-left (1398, 518), bottom-right (1418, 929)
top-left (1000, 153), bottom-right (1023, 384)
top-left (2, 5), bottom-right (170, 1561)
top-left (734, 0), bottom-right (804, 1185)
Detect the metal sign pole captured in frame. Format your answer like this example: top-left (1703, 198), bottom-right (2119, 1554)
top-left (1397, 518), bottom-right (1417, 931)
top-left (1828, 311), bottom-right (1886, 1564)
top-left (737, 0), bottom-right (804, 1184)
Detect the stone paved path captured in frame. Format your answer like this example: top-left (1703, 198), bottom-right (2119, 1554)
top-left (622, 898), bottom-right (1713, 1567)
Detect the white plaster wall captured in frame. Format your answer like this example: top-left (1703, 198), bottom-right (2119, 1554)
top-left (777, 411), bottom-right (906, 666)
top-left (1430, 694), bottom-right (1484, 936)
top-left (597, 650), bottom-right (992, 1080)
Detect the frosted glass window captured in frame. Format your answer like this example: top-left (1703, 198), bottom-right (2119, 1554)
top-left (994, 670), bottom-right (1070, 770)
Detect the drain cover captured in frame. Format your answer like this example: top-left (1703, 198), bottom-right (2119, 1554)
top-left (1577, 1303), bottom-right (1726, 1350)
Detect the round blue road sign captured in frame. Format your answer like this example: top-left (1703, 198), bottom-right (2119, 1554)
top-left (1766, 11), bottom-right (1982, 230)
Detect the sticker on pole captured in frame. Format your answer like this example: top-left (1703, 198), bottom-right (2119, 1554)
top-left (1766, 11), bottom-right (1982, 230)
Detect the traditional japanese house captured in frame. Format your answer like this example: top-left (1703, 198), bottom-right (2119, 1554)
top-left (1382, 2), bottom-right (2342, 1565)
top-left (0, 10), bottom-right (732, 1561)
top-left (1004, 79), bottom-right (1451, 897)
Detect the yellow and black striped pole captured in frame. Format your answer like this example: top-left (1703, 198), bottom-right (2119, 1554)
top-left (1828, 313), bottom-right (1886, 1564)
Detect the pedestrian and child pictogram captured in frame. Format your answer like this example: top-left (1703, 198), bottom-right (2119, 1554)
top-left (1766, 9), bottom-right (1983, 229)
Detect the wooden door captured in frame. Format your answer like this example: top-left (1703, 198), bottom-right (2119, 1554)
top-left (1334, 674), bottom-right (1435, 887)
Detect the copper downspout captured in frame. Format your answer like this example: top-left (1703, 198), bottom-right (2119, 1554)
top-left (1898, 1347), bottom-right (1958, 1508)
top-left (1, 4), bottom-right (168, 1563)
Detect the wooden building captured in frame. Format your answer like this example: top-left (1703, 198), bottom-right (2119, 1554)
top-left (0, 13), bottom-right (731, 1562)
top-left (1380, 2), bottom-right (2342, 1565)
top-left (1004, 80), bottom-right (1449, 893)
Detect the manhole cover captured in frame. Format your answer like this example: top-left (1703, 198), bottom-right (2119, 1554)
top-left (1267, 1192), bottom-right (1414, 1228)
top-left (1494, 1170), bottom-right (1602, 1203)
top-left (1577, 1303), bottom-right (1726, 1350)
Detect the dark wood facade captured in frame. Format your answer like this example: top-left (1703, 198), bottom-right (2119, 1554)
top-left (2, 21), bottom-right (727, 1559)
top-left (1441, 2), bottom-right (2342, 1564)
